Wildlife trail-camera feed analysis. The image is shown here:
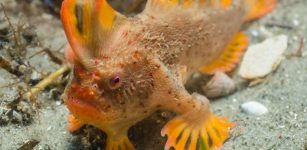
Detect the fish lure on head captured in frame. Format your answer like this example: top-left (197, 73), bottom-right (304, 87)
top-left (61, 0), bottom-right (276, 149)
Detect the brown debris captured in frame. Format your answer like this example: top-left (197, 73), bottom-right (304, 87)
top-left (0, 56), bottom-right (23, 76)
top-left (17, 140), bottom-right (39, 150)
top-left (287, 37), bottom-right (305, 58)
top-left (25, 64), bottom-right (70, 103)
top-left (29, 47), bottom-right (65, 65)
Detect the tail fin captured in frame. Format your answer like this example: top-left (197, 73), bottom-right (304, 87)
top-left (200, 32), bottom-right (248, 74)
top-left (244, 0), bottom-right (277, 21)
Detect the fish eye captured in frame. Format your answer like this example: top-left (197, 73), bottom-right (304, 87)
top-left (109, 75), bottom-right (121, 89)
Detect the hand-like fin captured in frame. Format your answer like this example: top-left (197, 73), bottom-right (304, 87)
top-left (61, 0), bottom-right (126, 66)
top-left (162, 112), bottom-right (235, 150)
top-left (200, 32), bottom-right (248, 74)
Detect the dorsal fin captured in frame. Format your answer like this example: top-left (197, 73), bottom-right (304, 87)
top-left (61, 0), bottom-right (126, 67)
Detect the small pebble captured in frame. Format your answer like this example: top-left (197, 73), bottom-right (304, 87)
top-left (47, 126), bottom-right (52, 131)
top-left (18, 65), bottom-right (27, 74)
top-left (250, 30), bottom-right (259, 37)
top-left (42, 13), bottom-right (53, 20)
top-left (17, 101), bottom-right (33, 115)
top-left (241, 101), bottom-right (268, 116)
top-left (0, 107), bottom-right (8, 115)
top-left (292, 19), bottom-right (300, 26)
top-left (56, 101), bottom-right (62, 106)
top-left (12, 110), bottom-right (23, 122)
top-left (31, 71), bottom-right (42, 81)
top-left (192, 72), bottom-right (202, 79)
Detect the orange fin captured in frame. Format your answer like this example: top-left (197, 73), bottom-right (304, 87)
top-left (61, 0), bottom-right (126, 64)
top-left (161, 112), bottom-right (235, 150)
top-left (245, 0), bottom-right (277, 21)
top-left (67, 114), bottom-right (84, 132)
top-left (199, 32), bottom-right (248, 75)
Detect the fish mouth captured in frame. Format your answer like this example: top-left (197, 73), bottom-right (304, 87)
top-left (64, 97), bottom-right (101, 118)
top-left (65, 97), bottom-right (109, 123)
top-left (64, 97), bottom-right (114, 123)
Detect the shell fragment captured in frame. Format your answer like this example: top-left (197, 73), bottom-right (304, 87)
top-left (239, 35), bottom-right (288, 79)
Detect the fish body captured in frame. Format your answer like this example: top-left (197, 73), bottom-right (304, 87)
top-left (61, 0), bottom-right (276, 149)
top-left (140, 3), bottom-right (246, 80)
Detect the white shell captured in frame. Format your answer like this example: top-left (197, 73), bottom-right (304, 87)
top-left (239, 35), bottom-right (288, 79)
top-left (241, 101), bottom-right (268, 116)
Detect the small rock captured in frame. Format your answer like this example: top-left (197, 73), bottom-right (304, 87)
top-left (49, 88), bottom-right (62, 100)
top-left (18, 65), bottom-right (28, 74)
top-left (17, 101), bottom-right (33, 115)
top-left (192, 72), bottom-right (202, 79)
top-left (12, 110), bottom-right (23, 122)
top-left (0, 108), bottom-right (3, 115)
top-left (47, 126), bottom-right (52, 131)
top-left (55, 101), bottom-right (62, 106)
top-left (250, 30), bottom-right (259, 37)
top-left (42, 13), bottom-right (53, 20)
top-left (292, 19), bottom-right (300, 26)
top-left (31, 70), bottom-right (42, 81)
top-left (241, 101), bottom-right (268, 116)
top-left (0, 106), bottom-right (10, 114)
top-left (239, 35), bottom-right (288, 79)
top-left (0, 107), bottom-right (9, 115)
top-left (202, 72), bottom-right (236, 98)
